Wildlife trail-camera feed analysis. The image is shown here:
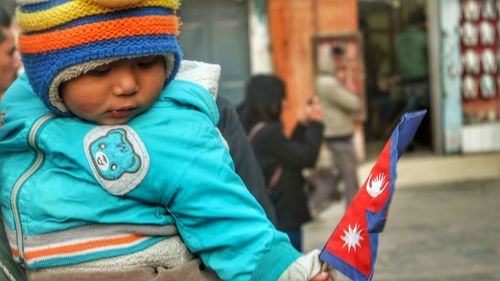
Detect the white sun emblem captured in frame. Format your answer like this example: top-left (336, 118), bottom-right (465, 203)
top-left (366, 172), bottom-right (388, 198)
top-left (341, 224), bottom-right (364, 252)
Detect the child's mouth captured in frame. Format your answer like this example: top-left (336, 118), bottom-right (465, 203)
top-left (108, 106), bottom-right (137, 116)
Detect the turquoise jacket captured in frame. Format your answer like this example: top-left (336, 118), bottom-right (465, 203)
top-left (0, 74), bottom-right (300, 281)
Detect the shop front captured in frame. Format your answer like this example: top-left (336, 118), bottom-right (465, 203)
top-left (432, 0), bottom-right (499, 154)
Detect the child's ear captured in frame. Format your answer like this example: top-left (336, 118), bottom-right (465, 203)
top-left (91, 0), bottom-right (146, 8)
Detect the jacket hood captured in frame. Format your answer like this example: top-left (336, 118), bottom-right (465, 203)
top-left (168, 60), bottom-right (221, 125)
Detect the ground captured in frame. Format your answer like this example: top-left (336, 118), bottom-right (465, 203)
top-left (304, 179), bottom-right (500, 281)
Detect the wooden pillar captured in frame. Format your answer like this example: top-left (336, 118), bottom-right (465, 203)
top-left (268, 0), bottom-right (314, 133)
top-left (268, 0), bottom-right (358, 133)
top-left (314, 0), bottom-right (358, 34)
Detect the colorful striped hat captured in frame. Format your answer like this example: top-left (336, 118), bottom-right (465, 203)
top-left (16, 0), bottom-right (182, 115)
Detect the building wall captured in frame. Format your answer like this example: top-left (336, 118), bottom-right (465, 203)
top-left (249, 0), bottom-right (273, 74)
top-left (315, 0), bottom-right (358, 34)
top-left (268, 0), bottom-right (358, 132)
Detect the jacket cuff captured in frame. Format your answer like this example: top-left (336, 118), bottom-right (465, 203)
top-left (278, 249), bottom-right (323, 280)
top-left (251, 239), bottom-right (302, 281)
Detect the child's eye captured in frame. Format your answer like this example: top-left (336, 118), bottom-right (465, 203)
top-left (88, 64), bottom-right (112, 76)
top-left (137, 56), bottom-right (160, 68)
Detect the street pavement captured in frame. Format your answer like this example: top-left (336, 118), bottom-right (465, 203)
top-left (303, 179), bottom-right (500, 281)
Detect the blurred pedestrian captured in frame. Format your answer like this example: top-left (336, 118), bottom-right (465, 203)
top-left (315, 45), bottom-right (361, 209)
top-left (394, 7), bottom-right (431, 147)
top-left (394, 8), bottom-right (429, 113)
top-left (240, 75), bottom-right (324, 252)
top-left (0, 6), bottom-right (21, 100)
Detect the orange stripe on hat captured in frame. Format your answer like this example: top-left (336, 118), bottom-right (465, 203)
top-left (20, 15), bottom-right (179, 54)
top-left (23, 234), bottom-right (147, 260)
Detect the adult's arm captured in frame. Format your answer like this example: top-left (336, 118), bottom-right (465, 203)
top-left (317, 76), bottom-right (361, 113)
top-left (257, 121), bottom-right (324, 170)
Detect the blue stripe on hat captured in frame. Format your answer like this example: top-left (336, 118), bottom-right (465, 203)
top-left (20, 0), bottom-right (72, 13)
top-left (22, 34), bottom-right (182, 115)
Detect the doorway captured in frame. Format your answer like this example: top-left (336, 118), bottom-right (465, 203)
top-left (179, 0), bottom-right (251, 106)
top-left (358, 0), bottom-right (433, 156)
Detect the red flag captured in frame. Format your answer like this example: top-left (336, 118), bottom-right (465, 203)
top-left (320, 110), bottom-right (426, 281)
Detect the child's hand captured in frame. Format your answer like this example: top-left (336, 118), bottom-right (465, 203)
top-left (309, 271), bottom-right (334, 281)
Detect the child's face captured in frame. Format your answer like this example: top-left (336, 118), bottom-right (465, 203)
top-left (60, 55), bottom-right (166, 125)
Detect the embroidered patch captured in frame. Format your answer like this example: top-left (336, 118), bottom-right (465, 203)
top-left (84, 126), bottom-right (150, 195)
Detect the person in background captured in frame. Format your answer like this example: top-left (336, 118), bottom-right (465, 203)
top-left (0, 6), bottom-right (20, 100)
top-left (0, 0), bottom-right (15, 15)
top-left (394, 8), bottom-right (429, 114)
top-left (394, 7), bottom-right (432, 147)
top-left (239, 75), bottom-right (324, 252)
top-left (315, 45), bottom-right (361, 210)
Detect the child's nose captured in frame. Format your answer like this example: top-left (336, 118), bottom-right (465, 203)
top-left (112, 67), bottom-right (139, 96)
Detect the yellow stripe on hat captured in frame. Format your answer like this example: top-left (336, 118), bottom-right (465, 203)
top-left (16, 0), bottom-right (180, 32)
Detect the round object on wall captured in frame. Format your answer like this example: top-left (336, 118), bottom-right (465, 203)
top-left (482, 0), bottom-right (497, 19)
top-left (480, 74), bottom-right (496, 98)
top-left (463, 0), bottom-right (481, 21)
top-left (462, 75), bottom-right (478, 99)
top-left (462, 49), bottom-right (480, 74)
top-left (479, 21), bottom-right (495, 45)
top-left (482, 49), bottom-right (497, 73)
top-left (462, 22), bottom-right (478, 46)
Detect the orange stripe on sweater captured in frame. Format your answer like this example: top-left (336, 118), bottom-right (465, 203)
top-left (19, 16), bottom-right (179, 54)
top-left (23, 234), bottom-right (147, 260)
top-left (11, 248), bottom-right (18, 258)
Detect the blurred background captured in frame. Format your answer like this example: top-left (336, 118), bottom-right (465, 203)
top-left (3, 0), bottom-right (499, 157)
top-left (176, 0), bottom-right (499, 159)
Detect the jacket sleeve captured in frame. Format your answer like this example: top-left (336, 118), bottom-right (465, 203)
top-left (317, 76), bottom-right (361, 113)
top-left (216, 97), bottom-right (277, 225)
top-left (160, 120), bottom-right (301, 281)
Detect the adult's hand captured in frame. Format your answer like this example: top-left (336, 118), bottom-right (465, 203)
top-left (309, 271), bottom-right (334, 281)
top-left (306, 96), bottom-right (324, 123)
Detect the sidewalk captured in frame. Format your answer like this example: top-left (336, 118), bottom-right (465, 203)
top-left (358, 151), bottom-right (500, 189)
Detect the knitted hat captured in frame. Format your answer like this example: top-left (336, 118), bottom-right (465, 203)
top-left (16, 0), bottom-right (182, 115)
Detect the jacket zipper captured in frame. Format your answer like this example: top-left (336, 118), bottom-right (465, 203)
top-left (11, 114), bottom-right (55, 265)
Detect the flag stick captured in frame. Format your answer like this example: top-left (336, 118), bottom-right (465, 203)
top-left (321, 260), bottom-right (336, 280)
top-left (320, 260), bottom-right (331, 272)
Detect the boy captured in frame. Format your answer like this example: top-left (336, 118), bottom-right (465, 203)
top-left (0, 0), bottom-right (332, 280)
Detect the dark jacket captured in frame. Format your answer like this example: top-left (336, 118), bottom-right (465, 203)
top-left (216, 97), bottom-right (277, 225)
top-left (250, 121), bottom-right (323, 231)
